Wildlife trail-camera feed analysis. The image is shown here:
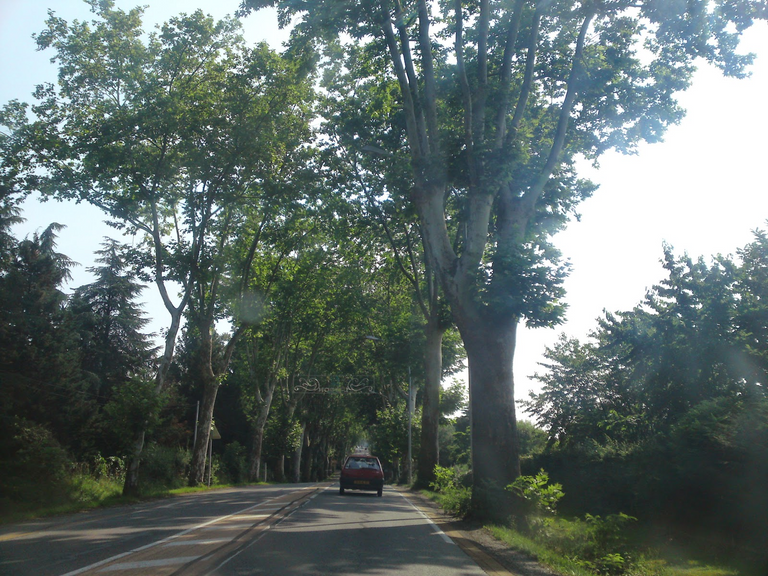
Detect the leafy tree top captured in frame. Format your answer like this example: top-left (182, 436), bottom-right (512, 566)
top-left (240, 0), bottom-right (765, 328)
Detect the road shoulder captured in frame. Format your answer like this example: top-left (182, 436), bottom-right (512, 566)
top-left (393, 485), bottom-right (558, 576)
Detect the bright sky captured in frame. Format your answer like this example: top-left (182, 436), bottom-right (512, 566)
top-left (3, 1), bottom-right (768, 411)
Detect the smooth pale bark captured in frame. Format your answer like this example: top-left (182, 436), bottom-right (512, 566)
top-left (291, 423), bottom-right (305, 483)
top-left (416, 318), bottom-right (444, 487)
top-left (188, 379), bottom-right (219, 485)
top-left (188, 316), bottom-right (243, 486)
top-left (188, 325), bottom-right (219, 485)
top-left (248, 385), bottom-right (276, 482)
top-left (275, 456), bottom-right (285, 482)
top-left (123, 431), bottom-right (146, 497)
top-left (300, 429), bottom-right (311, 482)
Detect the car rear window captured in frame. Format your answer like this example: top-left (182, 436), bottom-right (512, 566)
top-left (344, 457), bottom-right (380, 470)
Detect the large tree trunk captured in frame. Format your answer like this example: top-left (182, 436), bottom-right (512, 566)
top-left (248, 387), bottom-right (275, 482)
top-left (123, 430), bottom-right (146, 497)
top-left (188, 322), bottom-right (218, 485)
top-left (291, 423), bottom-right (305, 483)
top-left (188, 363), bottom-right (219, 485)
top-left (187, 318), bottom-right (244, 486)
top-left (275, 456), bottom-right (285, 482)
top-left (188, 380), bottom-right (218, 486)
top-left (415, 179), bottom-right (523, 503)
top-left (462, 318), bottom-right (521, 494)
top-left (417, 318), bottom-right (444, 487)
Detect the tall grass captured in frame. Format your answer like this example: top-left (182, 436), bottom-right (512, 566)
top-left (0, 471), bottom-right (125, 523)
top-left (488, 523), bottom-right (740, 576)
top-left (425, 466), bottom-right (743, 576)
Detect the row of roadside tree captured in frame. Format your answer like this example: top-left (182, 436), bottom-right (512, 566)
top-left (523, 235), bottom-right (768, 566)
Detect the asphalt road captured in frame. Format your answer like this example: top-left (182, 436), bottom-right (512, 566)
top-left (0, 483), bottom-right (488, 576)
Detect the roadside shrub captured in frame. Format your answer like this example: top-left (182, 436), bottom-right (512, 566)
top-left (531, 513), bottom-right (637, 576)
top-left (92, 453), bottom-right (125, 482)
top-left (504, 468), bottom-right (637, 574)
top-left (508, 469), bottom-right (564, 515)
top-left (0, 418), bottom-right (71, 508)
top-left (66, 470), bottom-right (123, 507)
top-left (430, 465), bottom-right (472, 518)
top-left (221, 441), bottom-right (249, 484)
top-left (140, 444), bottom-right (190, 489)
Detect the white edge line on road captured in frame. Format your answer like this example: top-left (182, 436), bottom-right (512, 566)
top-left (397, 491), bottom-right (454, 545)
top-left (57, 496), bottom-right (281, 576)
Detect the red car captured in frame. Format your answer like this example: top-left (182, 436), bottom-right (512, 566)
top-left (339, 454), bottom-right (384, 497)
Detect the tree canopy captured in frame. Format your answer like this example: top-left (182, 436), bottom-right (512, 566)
top-left (240, 0), bottom-right (767, 502)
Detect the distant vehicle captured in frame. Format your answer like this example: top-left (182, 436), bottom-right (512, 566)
top-left (339, 454), bottom-right (384, 497)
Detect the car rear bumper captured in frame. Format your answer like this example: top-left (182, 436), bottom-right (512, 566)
top-left (339, 477), bottom-right (384, 491)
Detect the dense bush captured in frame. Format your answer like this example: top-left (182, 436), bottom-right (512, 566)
top-left (508, 469), bottom-right (564, 516)
top-left (536, 514), bottom-right (637, 576)
top-left (139, 444), bottom-right (190, 489)
top-left (430, 465), bottom-right (472, 518)
top-left (0, 418), bottom-right (71, 509)
top-left (503, 469), bottom-right (639, 575)
top-left (221, 441), bottom-right (249, 484)
top-left (527, 398), bottom-right (768, 571)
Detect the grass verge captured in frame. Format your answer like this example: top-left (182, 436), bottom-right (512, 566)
top-left (0, 475), bottom-right (267, 525)
top-left (420, 488), bottom-right (740, 576)
top-left (486, 524), bottom-right (739, 576)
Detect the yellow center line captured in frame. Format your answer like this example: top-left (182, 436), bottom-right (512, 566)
top-left (0, 532), bottom-right (33, 542)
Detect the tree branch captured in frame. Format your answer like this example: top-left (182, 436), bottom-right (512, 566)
top-left (473, 0), bottom-right (490, 149)
top-left (527, 9), bottom-right (594, 211)
top-left (509, 6), bottom-right (542, 139)
top-left (494, 0), bottom-right (526, 148)
top-left (454, 0), bottom-right (476, 187)
top-left (379, 2), bottom-right (424, 159)
top-left (416, 0), bottom-right (440, 155)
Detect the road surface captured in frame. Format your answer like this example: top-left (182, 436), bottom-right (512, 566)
top-left (0, 482), bottom-right (488, 575)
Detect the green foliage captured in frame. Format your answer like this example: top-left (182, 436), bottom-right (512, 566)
top-left (486, 524), bottom-right (595, 576)
top-left (558, 514), bottom-right (637, 575)
top-left (139, 444), bottom-right (190, 490)
top-left (243, 0), bottom-right (767, 504)
top-left (220, 441), bottom-right (249, 484)
top-left (518, 420), bottom-right (548, 457)
top-left (263, 413), bottom-right (303, 463)
top-left (508, 470), bottom-right (564, 516)
top-left (440, 409), bottom-right (471, 467)
top-left (488, 523), bottom-right (740, 576)
top-left (430, 465), bottom-right (472, 518)
top-left (369, 404), bottom-right (417, 474)
top-left (91, 453), bottom-right (126, 482)
top-left (0, 418), bottom-right (71, 509)
top-left (0, 223), bottom-right (91, 451)
top-left (521, 232), bottom-right (768, 566)
top-left (104, 377), bottom-right (166, 453)
top-left (65, 470), bottom-right (124, 508)
top-left (734, 229), bottom-right (768, 386)
top-left (439, 379), bottom-right (467, 422)
top-left (69, 239), bottom-right (155, 401)
top-left (504, 512), bottom-right (638, 576)
top-left (4, 0), bottom-right (320, 492)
